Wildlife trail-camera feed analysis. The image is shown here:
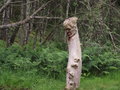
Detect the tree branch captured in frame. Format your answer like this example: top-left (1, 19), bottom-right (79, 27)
top-left (33, 16), bottom-right (63, 20)
top-left (0, 0), bottom-right (11, 13)
top-left (0, 0), bottom-right (53, 29)
top-left (66, 0), bottom-right (70, 18)
top-left (41, 30), bottom-right (55, 45)
top-left (109, 32), bottom-right (120, 51)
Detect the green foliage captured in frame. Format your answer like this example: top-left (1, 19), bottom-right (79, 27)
top-left (82, 42), bottom-right (120, 75)
top-left (0, 41), bottom-right (119, 78)
top-left (35, 46), bottom-right (68, 78)
top-left (0, 42), bottom-right (68, 78)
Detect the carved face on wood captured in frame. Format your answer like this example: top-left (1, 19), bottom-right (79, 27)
top-left (63, 17), bottom-right (78, 40)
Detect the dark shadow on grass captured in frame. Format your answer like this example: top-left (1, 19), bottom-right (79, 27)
top-left (0, 85), bottom-right (31, 90)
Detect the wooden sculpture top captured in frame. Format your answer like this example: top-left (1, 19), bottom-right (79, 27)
top-left (63, 17), bottom-right (78, 40)
top-left (63, 17), bottom-right (78, 30)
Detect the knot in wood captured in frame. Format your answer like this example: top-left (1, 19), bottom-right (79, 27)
top-left (74, 59), bottom-right (80, 63)
top-left (69, 71), bottom-right (74, 77)
top-left (71, 63), bottom-right (78, 69)
top-left (66, 29), bottom-right (77, 40)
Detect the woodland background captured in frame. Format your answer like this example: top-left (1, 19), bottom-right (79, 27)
top-left (0, 0), bottom-right (120, 90)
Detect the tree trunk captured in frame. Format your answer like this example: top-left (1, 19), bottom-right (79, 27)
top-left (23, 0), bottom-right (30, 45)
top-left (0, 0), bottom-right (10, 46)
top-left (63, 17), bottom-right (82, 90)
top-left (19, 0), bottom-right (26, 45)
top-left (9, 26), bottom-right (20, 45)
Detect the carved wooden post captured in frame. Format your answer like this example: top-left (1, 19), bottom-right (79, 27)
top-left (63, 17), bottom-right (82, 90)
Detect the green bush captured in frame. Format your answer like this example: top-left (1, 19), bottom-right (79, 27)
top-left (82, 42), bottom-right (120, 76)
top-left (0, 41), bottom-right (119, 78)
top-left (0, 42), bottom-right (68, 78)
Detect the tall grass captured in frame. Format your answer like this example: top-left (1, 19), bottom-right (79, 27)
top-left (0, 70), bottom-right (120, 90)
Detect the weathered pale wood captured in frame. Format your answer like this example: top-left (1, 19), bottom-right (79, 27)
top-left (63, 17), bottom-right (82, 90)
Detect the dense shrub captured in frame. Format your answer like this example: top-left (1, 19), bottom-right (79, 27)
top-left (82, 42), bottom-right (120, 76)
top-left (0, 40), bottom-right (119, 78)
top-left (0, 41), bottom-right (68, 78)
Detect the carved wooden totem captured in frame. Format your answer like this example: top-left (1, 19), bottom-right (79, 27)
top-left (63, 17), bottom-right (82, 90)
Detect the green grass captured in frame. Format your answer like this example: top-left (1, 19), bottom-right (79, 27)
top-left (0, 70), bottom-right (120, 90)
top-left (80, 72), bottom-right (120, 90)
